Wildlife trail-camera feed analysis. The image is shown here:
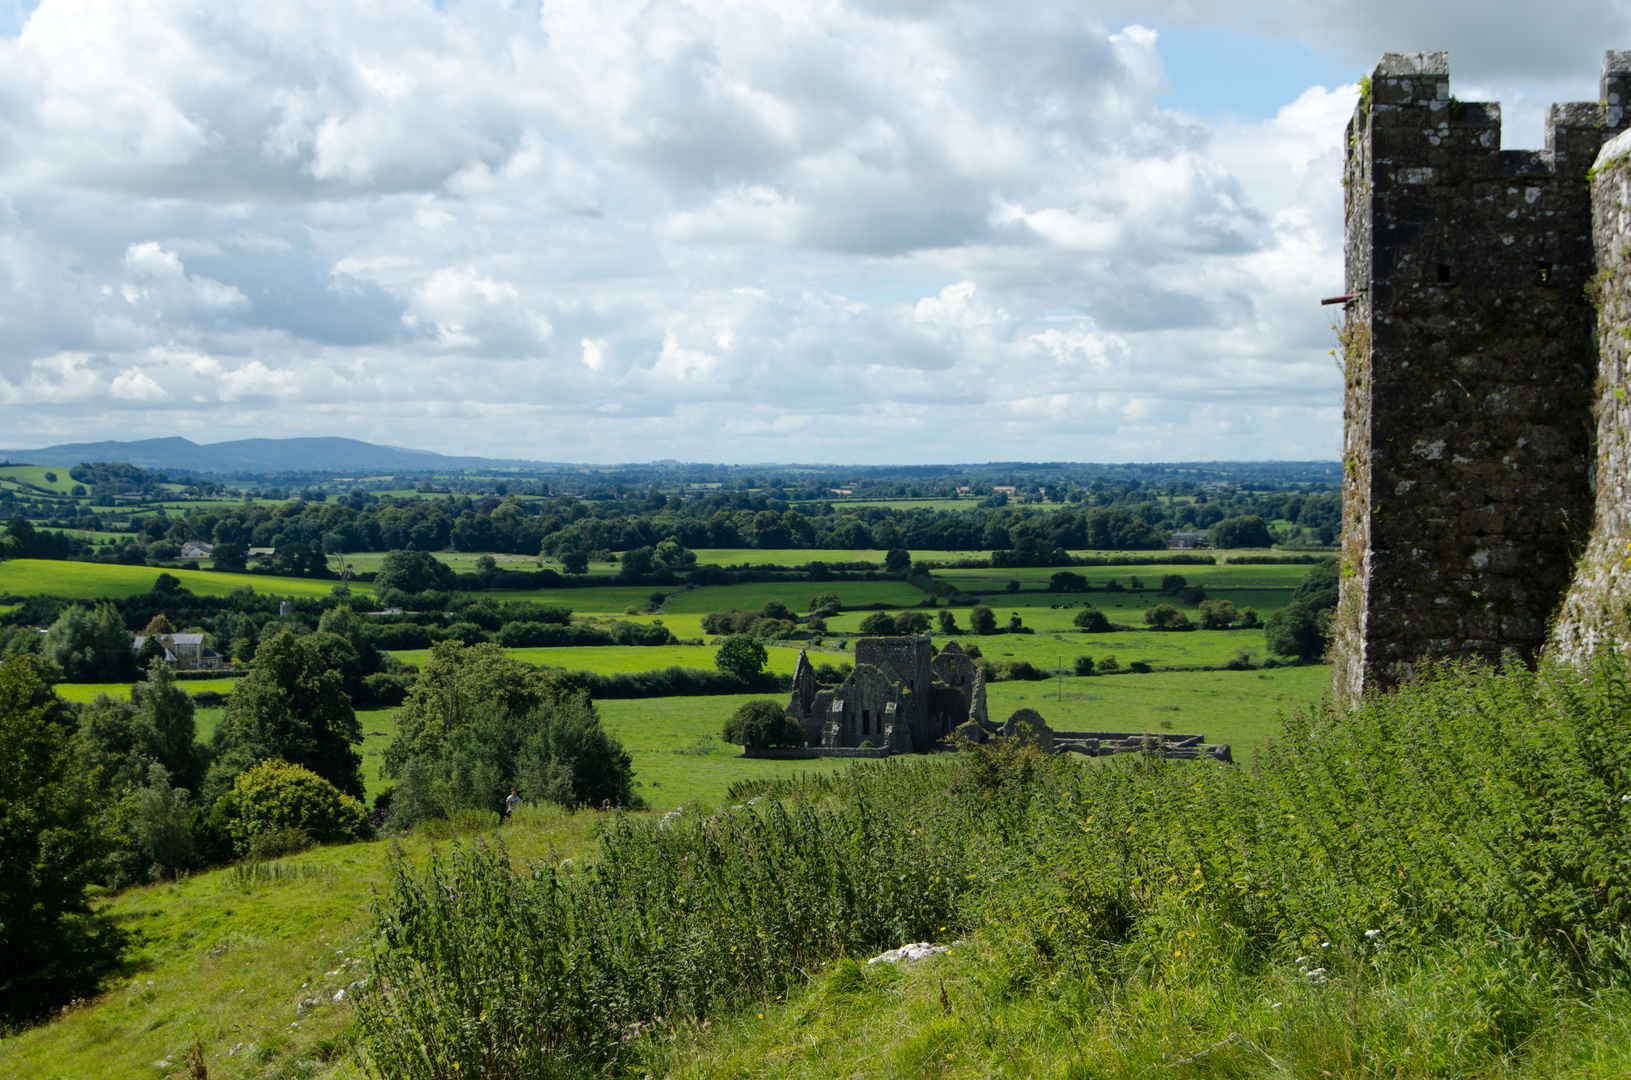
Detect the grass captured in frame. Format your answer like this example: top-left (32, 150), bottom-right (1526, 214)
top-left (53, 679), bottom-right (242, 704)
top-left (664, 580), bottom-right (928, 615)
top-left (597, 695), bottom-right (879, 811)
top-left (684, 549), bottom-right (986, 566)
top-left (0, 560), bottom-right (366, 600)
top-left (0, 465), bottom-right (80, 494)
top-left (0, 805), bottom-right (601, 1080)
top-left (384, 644), bottom-right (809, 676)
top-left (984, 664), bottom-right (1330, 753)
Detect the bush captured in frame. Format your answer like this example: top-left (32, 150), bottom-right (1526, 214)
top-left (1143, 604), bottom-right (1191, 630)
top-left (1072, 655), bottom-right (1095, 676)
top-left (1180, 585), bottom-right (1207, 605)
top-left (1073, 605), bottom-right (1112, 632)
top-left (1049, 571), bottom-right (1088, 592)
top-left (218, 759), bottom-right (371, 855)
top-left (808, 592), bottom-right (841, 616)
top-left (722, 700), bottom-right (805, 748)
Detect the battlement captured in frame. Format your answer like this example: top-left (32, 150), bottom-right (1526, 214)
top-left (1336, 51), bottom-right (1630, 697)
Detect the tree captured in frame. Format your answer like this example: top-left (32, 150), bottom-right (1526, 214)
top-left (884, 548), bottom-right (910, 573)
top-left (43, 602), bottom-right (137, 682)
top-left (714, 634), bottom-right (769, 683)
top-left (1144, 604), bottom-right (1191, 630)
top-left (1072, 655), bottom-right (1095, 676)
top-left (895, 610), bottom-right (931, 634)
top-left (374, 549), bottom-right (457, 594)
top-left (143, 613), bottom-right (175, 637)
top-left (207, 631), bottom-right (363, 801)
top-left (808, 592), bottom-right (841, 616)
top-left (1005, 579), bottom-right (1020, 594)
top-left (1265, 601), bottom-right (1330, 660)
top-left (1239, 606), bottom-right (1263, 629)
top-left (1209, 514), bottom-right (1274, 549)
top-left (1198, 599), bottom-right (1240, 629)
top-left (722, 699), bottom-right (805, 748)
top-left (211, 542), bottom-right (246, 571)
top-left (1073, 605), bottom-right (1111, 632)
top-left (937, 609), bottom-right (960, 634)
top-left (1160, 574), bottom-right (1187, 594)
top-left (858, 612), bottom-right (900, 636)
top-left (969, 604), bottom-right (997, 635)
top-left (0, 658), bottom-right (127, 1023)
top-left (559, 548), bottom-right (590, 575)
top-left (1049, 571), bottom-right (1088, 592)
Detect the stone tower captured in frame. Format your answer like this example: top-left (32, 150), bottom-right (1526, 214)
top-left (1335, 51), bottom-right (1631, 698)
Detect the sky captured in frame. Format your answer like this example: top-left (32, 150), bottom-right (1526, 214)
top-left (0, 0), bottom-right (1627, 465)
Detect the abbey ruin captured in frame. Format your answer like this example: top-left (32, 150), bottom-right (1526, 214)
top-left (1336, 51), bottom-right (1631, 696)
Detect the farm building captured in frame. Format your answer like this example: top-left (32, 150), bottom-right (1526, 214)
top-left (132, 633), bottom-right (226, 671)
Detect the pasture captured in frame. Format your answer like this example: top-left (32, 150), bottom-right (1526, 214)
top-left (0, 464), bottom-right (80, 493)
top-left (0, 559), bottom-right (364, 600)
top-left (54, 678), bottom-right (241, 704)
top-left (985, 664), bottom-right (1330, 753)
top-left (663, 579), bottom-right (928, 614)
top-left (597, 695), bottom-right (874, 810)
top-left (383, 643), bottom-right (809, 676)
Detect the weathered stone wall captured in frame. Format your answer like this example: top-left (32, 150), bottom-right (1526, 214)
top-left (1336, 51), bottom-right (1629, 698)
top-left (1551, 128), bottom-right (1631, 660)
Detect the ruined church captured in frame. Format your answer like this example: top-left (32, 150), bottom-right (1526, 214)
top-left (786, 636), bottom-right (987, 752)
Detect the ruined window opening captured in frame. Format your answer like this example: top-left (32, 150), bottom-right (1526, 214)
top-left (862, 709), bottom-right (870, 735)
top-left (1537, 262), bottom-right (1553, 284)
top-left (1437, 263), bottom-right (1453, 284)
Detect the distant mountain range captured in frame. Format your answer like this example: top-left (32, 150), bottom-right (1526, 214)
top-left (0, 437), bottom-right (545, 474)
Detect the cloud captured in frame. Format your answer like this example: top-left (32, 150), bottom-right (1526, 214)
top-left (0, 0), bottom-right (1619, 461)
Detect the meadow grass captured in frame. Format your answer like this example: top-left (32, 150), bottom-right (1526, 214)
top-left (0, 805), bottom-right (601, 1080)
top-left (0, 560), bottom-right (366, 600)
top-left (664, 580), bottom-right (928, 614)
top-left (933, 560), bottom-right (1311, 590)
top-left (341, 550), bottom-right (547, 574)
top-left (472, 583), bottom-right (663, 610)
top-left (53, 679), bottom-right (242, 704)
top-left (0, 464), bottom-right (80, 493)
top-left (684, 548), bottom-right (987, 566)
top-left (597, 694), bottom-right (873, 811)
top-left (984, 663), bottom-right (1330, 752)
top-left (384, 643), bottom-right (808, 676)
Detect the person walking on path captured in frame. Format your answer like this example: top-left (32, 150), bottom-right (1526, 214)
top-left (504, 787), bottom-right (520, 824)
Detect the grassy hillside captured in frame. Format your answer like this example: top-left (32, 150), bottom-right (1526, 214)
top-left (0, 560), bottom-right (363, 600)
top-left (0, 808), bottom-right (599, 1080)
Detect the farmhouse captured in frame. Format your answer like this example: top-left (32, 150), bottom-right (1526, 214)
top-left (133, 633), bottom-right (226, 671)
top-left (787, 636), bottom-right (987, 752)
top-left (179, 541), bottom-right (213, 559)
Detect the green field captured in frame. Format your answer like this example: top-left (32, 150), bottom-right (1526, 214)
top-left (385, 643), bottom-right (810, 675)
top-left (598, 695), bottom-right (876, 810)
top-left (664, 580), bottom-right (928, 614)
top-left (0, 464), bottom-right (80, 494)
top-left (985, 664), bottom-right (1330, 754)
top-left (686, 548), bottom-right (989, 566)
top-left (343, 550), bottom-right (553, 574)
top-left (54, 678), bottom-right (241, 704)
top-left (0, 560), bottom-right (366, 600)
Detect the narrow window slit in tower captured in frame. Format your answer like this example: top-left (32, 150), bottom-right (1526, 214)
top-left (1437, 263), bottom-right (1453, 284)
top-left (1537, 262), bottom-right (1553, 284)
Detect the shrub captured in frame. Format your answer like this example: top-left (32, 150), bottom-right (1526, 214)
top-left (808, 592), bottom-right (841, 616)
top-left (722, 700), bottom-right (805, 748)
top-left (1159, 574), bottom-right (1186, 594)
top-left (1143, 604), bottom-right (1190, 630)
top-left (1181, 585), bottom-right (1207, 605)
top-left (1073, 605), bottom-right (1112, 632)
top-left (936, 609), bottom-right (959, 634)
top-left (1072, 655), bottom-right (1095, 676)
top-left (218, 759), bottom-right (370, 856)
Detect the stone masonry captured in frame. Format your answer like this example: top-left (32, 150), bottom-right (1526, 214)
top-left (787, 637), bottom-right (985, 752)
top-left (1552, 127), bottom-right (1631, 661)
top-left (1335, 51), bottom-right (1631, 698)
